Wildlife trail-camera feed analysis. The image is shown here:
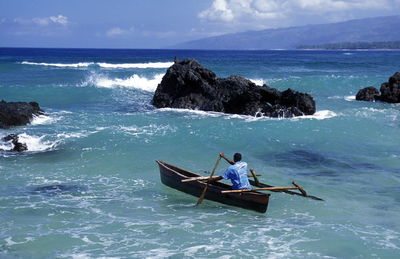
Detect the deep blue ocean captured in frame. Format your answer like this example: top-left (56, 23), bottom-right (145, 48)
top-left (0, 48), bottom-right (399, 258)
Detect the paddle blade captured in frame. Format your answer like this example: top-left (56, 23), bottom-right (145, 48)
top-left (196, 185), bottom-right (208, 205)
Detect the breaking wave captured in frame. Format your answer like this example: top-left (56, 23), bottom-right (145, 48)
top-left (11, 133), bottom-right (59, 152)
top-left (31, 114), bottom-right (58, 125)
top-left (97, 62), bottom-right (173, 69)
top-left (0, 130), bottom-right (96, 154)
top-left (83, 73), bottom-right (164, 92)
top-left (21, 61), bottom-right (94, 68)
top-left (21, 61), bottom-right (173, 69)
top-left (249, 78), bottom-right (265, 85)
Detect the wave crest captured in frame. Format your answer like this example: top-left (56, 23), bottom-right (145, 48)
top-left (21, 61), bottom-right (94, 68)
top-left (21, 61), bottom-right (173, 69)
top-left (83, 73), bottom-right (164, 92)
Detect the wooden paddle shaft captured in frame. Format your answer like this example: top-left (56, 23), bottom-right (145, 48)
top-left (196, 156), bottom-right (222, 205)
top-left (204, 171), bottom-right (260, 177)
top-left (221, 186), bottom-right (299, 193)
top-left (181, 176), bottom-right (222, 183)
top-left (292, 181), bottom-right (307, 196)
top-left (249, 168), bottom-right (260, 186)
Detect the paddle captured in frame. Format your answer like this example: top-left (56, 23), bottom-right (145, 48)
top-left (249, 168), bottom-right (260, 186)
top-left (203, 171), bottom-right (261, 178)
top-left (292, 181), bottom-right (307, 196)
top-left (196, 155), bottom-right (222, 205)
top-left (181, 176), bottom-right (222, 183)
top-left (221, 186), bottom-right (299, 193)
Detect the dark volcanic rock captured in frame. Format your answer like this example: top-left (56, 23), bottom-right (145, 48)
top-left (152, 59), bottom-right (316, 117)
top-left (380, 72), bottom-right (400, 103)
top-left (356, 72), bottom-right (400, 103)
top-left (356, 86), bottom-right (380, 101)
top-left (1, 134), bottom-right (28, 152)
top-left (0, 100), bottom-right (44, 128)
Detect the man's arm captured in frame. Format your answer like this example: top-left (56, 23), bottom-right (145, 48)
top-left (220, 152), bottom-right (235, 165)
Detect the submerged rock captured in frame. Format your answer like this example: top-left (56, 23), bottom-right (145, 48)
top-left (32, 184), bottom-right (87, 196)
top-left (1, 134), bottom-right (28, 152)
top-left (356, 72), bottom-right (400, 103)
top-left (152, 59), bottom-right (316, 117)
top-left (0, 100), bottom-right (44, 128)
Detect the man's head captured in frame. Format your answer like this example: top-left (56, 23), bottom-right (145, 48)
top-left (233, 153), bottom-right (242, 162)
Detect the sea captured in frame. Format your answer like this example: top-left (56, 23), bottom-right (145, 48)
top-left (0, 48), bottom-right (399, 258)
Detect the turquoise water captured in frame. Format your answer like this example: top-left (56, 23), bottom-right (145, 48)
top-left (0, 48), bottom-right (399, 258)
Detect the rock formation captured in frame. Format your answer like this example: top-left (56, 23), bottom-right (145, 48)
top-left (0, 100), bottom-right (43, 128)
top-left (355, 86), bottom-right (381, 102)
top-left (1, 134), bottom-right (28, 152)
top-left (380, 72), bottom-right (400, 103)
top-left (356, 72), bottom-right (400, 102)
top-left (152, 59), bottom-right (316, 117)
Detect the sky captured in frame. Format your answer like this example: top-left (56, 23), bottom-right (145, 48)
top-left (1, 0), bottom-right (400, 48)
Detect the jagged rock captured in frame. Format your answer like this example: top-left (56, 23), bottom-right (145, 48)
top-left (1, 134), bottom-right (28, 152)
top-left (356, 72), bottom-right (400, 103)
top-left (0, 100), bottom-right (44, 128)
top-left (380, 72), bottom-right (400, 103)
top-left (152, 59), bottom-right (316, 117)
top-left (356, 86), bottom-right (380, 101)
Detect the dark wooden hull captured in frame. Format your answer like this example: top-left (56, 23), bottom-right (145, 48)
top-left (156, 160), bottom-right (270, 213)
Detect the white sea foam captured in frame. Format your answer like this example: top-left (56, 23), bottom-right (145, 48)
top-left (56, 132), bottom-right (92, 139)
top-left (157, 108), bottom-right (222, 118)
top-left (1, 132), bottom-right (69, 153)
top-left (298, 110), bottom-right (338, 120)
top-left (328, 95), bottom-right (356, 101)
top-left (85, 73), bottom-right (164, 92)
top-left (21, 61), bottom-right (172, 69)
top-left (21, 61), bottom-right (94, 68)
top-left (120, 124), bottom-right (176, 137)
top-left (5, 237), bottom-right (34, 246)
top-left (249, 78), bottom-right (265, 85)
top-left (97, 62), bottom-right (173, 69)
top-left (31, 114), bottom-right (58, 125)
top-left (157, 108), bottom-right (337, 121)
top-left (0, 140), bottom-right (13, 150)
top-left (17, 133), bottom-right (59, 152)
top-left (344, 95), bottom-right (356, 101)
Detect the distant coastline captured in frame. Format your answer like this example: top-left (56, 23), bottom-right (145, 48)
top-left (297, 41), bottom-right (400, 50)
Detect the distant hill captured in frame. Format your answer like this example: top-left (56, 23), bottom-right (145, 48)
top-left (172, 15), bottom-right (400, 50)
top-left (297, 41), bottom-right (400, 50)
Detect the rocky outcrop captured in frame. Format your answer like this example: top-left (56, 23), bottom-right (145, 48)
top-left (1, 134), bottom-right (28, 152)
top-left (380, 72), bottom-right (400, 103)
top-left (0, 100), bottom-right (43, 128)
top-left (356, 72), bottom-right (400, 102)
top-left (152, 59), bottom-right (316, 117)
top-left (356, 86), bottom-right (381, 101)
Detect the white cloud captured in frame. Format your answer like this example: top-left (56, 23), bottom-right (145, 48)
top-left (199, 0), bottom-right (234, 21)
top-left (106, 27), bottom-right (128, 37)
top-left (32, 15), bottom-right (69, 26)
top-left (292, 0), bottom-right (387, 12)
top-left (199, 0), bottom-right (395, 30)
top-left (49, 15), bottom-right (68, 25)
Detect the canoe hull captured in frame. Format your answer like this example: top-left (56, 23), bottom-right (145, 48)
top-left (157, 160), bottom-right (269, 213)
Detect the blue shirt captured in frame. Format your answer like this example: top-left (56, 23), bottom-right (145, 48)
top-left (222, 161), bottom-right (252, 190)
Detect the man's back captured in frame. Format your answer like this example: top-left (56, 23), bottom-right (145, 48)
top-left (223, 161), bottom-right (252, 190)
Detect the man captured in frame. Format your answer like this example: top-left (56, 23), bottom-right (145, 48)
top-left (220, 152), bottom-right (252, 190)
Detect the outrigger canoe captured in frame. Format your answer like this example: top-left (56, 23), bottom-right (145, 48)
top-left (156, 160), bottom-right (270, 213)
